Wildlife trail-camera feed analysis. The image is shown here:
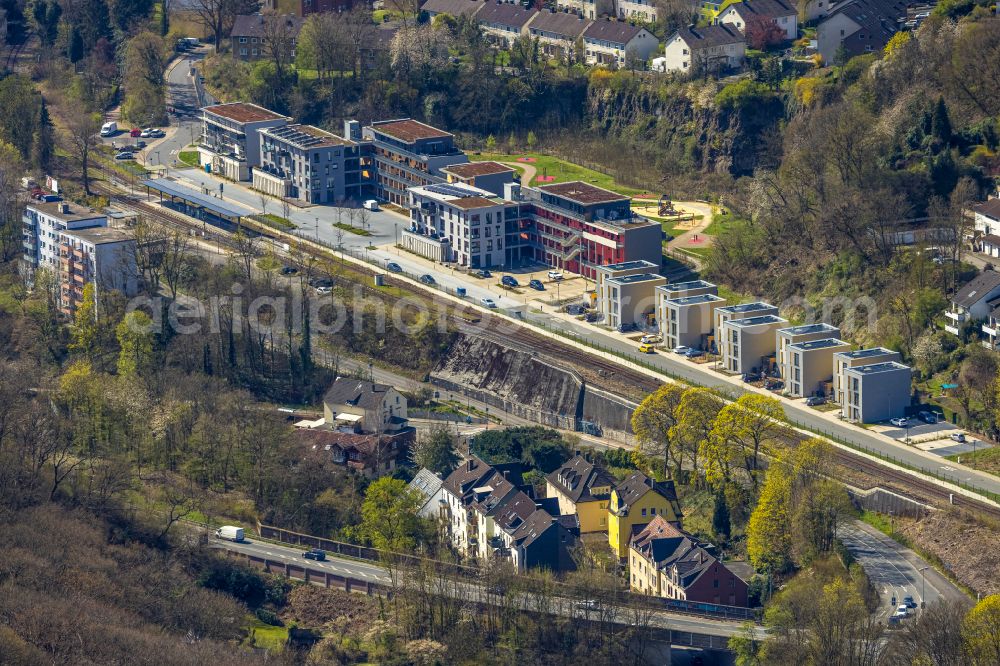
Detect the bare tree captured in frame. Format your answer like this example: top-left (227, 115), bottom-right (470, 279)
top-left (161, 229), bottom-right (192, 299)
top-left (281, 197), bottom-right (291, 222)
top-left (190, 0), bottom-right (258, 51)
top-left (258, 191), bottom-right (269, 218)
top-left (66, 113), bottom-right (102, 195)
top-left (260, 10), bottom-right (299, 77)
top-left (231, 229), bottom-right (260, 281)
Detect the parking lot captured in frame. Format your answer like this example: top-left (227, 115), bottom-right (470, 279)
top-left (873, 417), bottom-right (958, 441)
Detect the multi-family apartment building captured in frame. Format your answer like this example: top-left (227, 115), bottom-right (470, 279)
top-left (841, 361), bottom-right (912, 423)
top-left (608, 471), bottom-right (682, 560)
top-left (440, 161), bottom-right (517, 197)
top-left (717, 0), bottom-right (798, 42)
top-left (528, 10), bottom-right (593, 60)
top-left (476, 1), bottom-right (539, 46)
top-left (831, 347), bottom-right (901, 405)
top-left (776, 323), bottom-right (841, 383)
top-left (556, 0), bottom-right (612, 19)
top-left (363, 119), bottom-right (469, 207)
top-left (230, 13), bottom-right (305, 62)
top-left (719, 314), bottom-right (788, 375)
top-left (817, 0), bottom-right (906, 64)
top-left (784, 338), bottom-right (852, 398)
top-left (421, 0), bottom-right (485, 18)
top-left (594, 260), bottom-right (665, 329)
top-left (545, 454), bottom-right (617, 534)
top-left (407, 181), bottom-right (517, 268)
top-left (714, 302), bottom-right (778, 342)
top-left (972, 199), bottom-right (1000, 258)
top-left (199, 102), bottom-right (291, 181)
top-left (22, 201), bottom-right (138, 315)
top-left (944, 271), bottom-right (1000, 337)
top-left (657, 292), bottom-right (727, 351)
top-left (254, 123), bottom-right (375, 204)
top-left (263, 0), bottom-right (356, 16)
top-left (583, 20), bottom-right (658, 66)
top-left (657, 24), bottom-right (745, 73)
top-left (616, 0), bottom-right (656, 21)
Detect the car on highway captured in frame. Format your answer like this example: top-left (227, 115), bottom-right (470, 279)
top-left (501, 275), bottom-right (519, 288)
top-left (949, 432), bottom-right (966, 443)
top-left (805, 396), bottom-right (826, 406)
top-left (529, 279), bottom-right (545, 291)
top-left (638, 342), bottom-right (656, 354)
top-left (684, 348), bottom-right (705, 358)
top-left (419, 274), bottom-right (436, 285)
top-left (303, 548), bottom-right (326, 561)
top-left (481, 297), bottom-right (497, 308)
top-left (475, 269), bottom-right (492, 278)
top-left (279, 265), bottom-right (298, 275)
top-left (890, 417), bottom-right (909, 427)
top-left (547, 270), bottom-right (563, 280)
top-left (672, 345), bottom-right (691, 355)
top-left (918, 411), bottom-right (939, 424)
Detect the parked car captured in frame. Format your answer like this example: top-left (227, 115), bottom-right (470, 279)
top-left (949, 432), bottom-right (966, 443)
top-left (303, 548), bottom-right (326, 561)
top-left (565, 304), bottom-right (586, 315)
top-left (279, 265), bottom-right (298, 275)
top-left (765, 380), bottom-right (784, 390)
top-left (742, 373), bottom-right (758, 383)
top-left (641, 334), bottom-right (662, 344)
top-left (918, 411), bottom-right (939, 424)
top-left (547, 270), bottom-right (563, 280)
top-left (135, 140), bottom-right (146, 149)
top-left (419, 274), bottom-right (435, 285)
top-left (617, 322), bottom-right (638, 333)
top-left (501, 275), bottom-right (519, 288)
top-left (362, 199), bottom-right (380, 211)
top-left (475, 269), bottom-right (492, 278)
top-left (148, 128), bottom-right (165, 138)
top-left (308, 277), bottom-right (334, 288)
top-left (386, 262), bottom-right (402, 273)
top-left (672, 345), bottom-right (691, 355)
top-left (100, 121), bottom-right (117, 137)
top-left (684, 348), bottom-right (705, 358)
top-left (638, 342), bottom-right (656, 354)
top-left (315, 285), bottom-right (332, 295)
top-left (130, 127), bottom-right (142, 137)
top-left (903, 596), bottom-right (917, 609)
top-left (529, 279), bottom-right (545, 291)
top-left (481, 297), bottom-right (497, 308)
top-left (896, 604), bottom-right (910, 616)
top-left (889, 417), bottom-right (909, 427)
top-left (805, 396), bottom-right (826, 406)
top-left (584, 311), bottom-right (601, 323)
top-left (114, 151), bottom-right (134, 160)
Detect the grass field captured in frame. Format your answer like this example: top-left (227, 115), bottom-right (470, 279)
top-left (334, 222), bottom-right (371, 236)
top-left (470, 151), bottom-right (648, 196)
top-left (252, 213), bottom-right (296, 231)
top-left (247, 618), bottom-right (287, 652)
top-left (703, 211), bottom-right (741, 236)
top-left (946, 446), bottom-right (1000, 478)
top-left (178, 150), bottom-right (199, 168)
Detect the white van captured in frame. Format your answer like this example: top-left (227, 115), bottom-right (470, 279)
top-left (362, 199), bottom-right (380, 211)
top-left (100, 121), bottom-right (117, 137)
top-left (215, 525), bottom-right (245, 542)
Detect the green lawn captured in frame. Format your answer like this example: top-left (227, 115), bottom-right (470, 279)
top-left (247, 617), bottom-right (287, 652)
top-left (703, 211), bottom-right (741, 236)
top-left (946, 446), bottom-right (1000, 478)
top-left (470, 151), bottom-right (648, 196)
top-left (178, 150), bottom-right (199, 168)
top-left (333, 222), bottom-right (371, 236)
top-left (252, 213), bottom-right (296, 231)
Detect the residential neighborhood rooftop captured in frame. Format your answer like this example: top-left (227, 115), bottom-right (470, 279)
top-left (370, 118), bottom-right (453, 143)
top-left (203, 101), bottom-right (289, 124)
top-left (475, 1), bottom-right (539, 28)
top-left (607, 272), bottom-right (664, 285)
top-left (30, 201), bottom-right (104, 223)
top-left (661, 279), bottom-right (716, 292)
top-left (324, 378), bottom-right (393, 411)
top-left (529, 9), bottom-right (592, 38)
top-left (420, 0), bottom-right (485, 16)
top-left (583, 19), bottom-right (644, 44)
top-left (837, 347), bottom-right (897, 359)
top-left (442, 161), bottom-right (517, 178)
top-left (725, 0), bottom-right (796, 19)
top-left (729, 314), bottom-right (787, 327)
top-left (974, 199), bottom-right (1000, 220)
top-left (788, 338), bottom-right (850, 352)
top-left (668, 294), bottom-right (725, 306)
top-left (546, 455), bottom-right (617, 504)
top-left (601, 260), bottom-right (658, 271)
top-left (953, 271), bottom-right (1000, 309)
top-left (539, 181), bottom-right (627, 204)
top-left (263, 123), bottom-right (353, 149)
top-left (675, 24), bottom-right (744, 48)
top-left (231, 13), bottom-right (305, 39)
top-left (846, 361), bottom-right (911, 375)
top-left (719, 301), bottom-right (775, 313)
top-left (62, 227), bottom-right (133, 244)
top-left (779, 322), bottom-right (839, 336)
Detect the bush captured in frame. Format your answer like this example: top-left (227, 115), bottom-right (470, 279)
top-left (255, 608), bottom-right (284, 627)
top-left (714, 80), bottom-right (773, 111)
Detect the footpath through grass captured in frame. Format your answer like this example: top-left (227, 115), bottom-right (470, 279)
top-left (470, 151), bottom-right (648, 196)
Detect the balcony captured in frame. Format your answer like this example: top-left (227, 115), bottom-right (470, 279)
top-left (944, 309), bottom-right (965, 323)
top-left (984, 323), bottom-right (997, 338)
top-left (944, 324), bottom-right (960, 336)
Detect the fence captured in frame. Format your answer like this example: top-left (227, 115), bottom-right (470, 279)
top-left (408, 408), bottom-right (488, 424)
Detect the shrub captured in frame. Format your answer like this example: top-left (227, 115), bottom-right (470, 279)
top-left (255, 608), bottom-right (284, 627)
top-left (714, 80), bottom-right (773, 111)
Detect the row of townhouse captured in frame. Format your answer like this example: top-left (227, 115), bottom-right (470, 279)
top-left (593, 268), bottom-right (912, 422)
top-left (421, 0), bottom-right (660, 66)
top-left (21, 200), bottom-right (139, 317)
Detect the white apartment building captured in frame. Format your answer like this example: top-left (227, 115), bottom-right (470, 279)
top-left (658, 24), bottom-right (745, 73)
top-left (22, 200), bottom-right (107, 274)
top-left (717, 0), bottom-right (798, 42)
top-left (657, 292), bottom-right (726, 350)
top-left (199, 102), bottom-right (290, 181)
top-left (616, 0), bottom-right (657, 21)
top-left (583, 20), bottom-right (659, 67)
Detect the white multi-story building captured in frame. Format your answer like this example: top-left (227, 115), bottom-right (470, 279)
top-left (717, 0), bottom-right (798, 42)
top-left (616, 0), bottom-right (657, 21)
top-left (198, 102), bottom-right (290, 181)
top-left (776, 323), bottom-right (841, 386)
top-left (583, 20), bottom-right (659, 67)
top-left (657, 24), bottom-right (745, 73)
top-left (841, 362), bottom-right (912, 423)
top-left (974, 198), bottom-right (1000, 258)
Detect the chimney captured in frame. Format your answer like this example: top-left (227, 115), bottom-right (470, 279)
top-left (467, 459), bottom-right (474, 472)
top-left (502, 470), bottom-right (510, 480)
top-left (59, 202), bottom-right (70, 214)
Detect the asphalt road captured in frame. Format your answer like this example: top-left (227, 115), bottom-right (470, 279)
top-left (209, 536), bottom-right (760, 639)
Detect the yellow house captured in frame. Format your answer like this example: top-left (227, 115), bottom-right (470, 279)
top-left (608, 471), bottom-right (683, 560)
top-left (545, 455), bottom-right (618, 534)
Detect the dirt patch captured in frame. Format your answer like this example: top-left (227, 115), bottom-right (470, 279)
top-left (281, 585), bottom-right (379, 633)
top-left (895, 509), bottom-right (1000, 597)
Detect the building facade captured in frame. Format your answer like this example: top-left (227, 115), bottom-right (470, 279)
top-left (545, 455), bottom-right (617, 534)
top-left (717, 0), bottom-right (797, 42)
top-left (776, 323), bottom-right (841, 386)
top-left (784, 338), bottom-right (851, 398)
top-left (657, 292), bottom-right (726, 351)
top-left (254, 123), bottom-right (375, 204)
top-left (817, 0), bottom-right (905, 64)
top-left (841, 361), bottom-right (912, 423)
top-left (831, 347), bottom-right (901, 404)
top-left (944, 271), bottom-right (1000, 337)
top-left (582, 20), bottom-right (659, 67)
top-left (527, 10), bottom-right (593, 60)
top-left (595, 260), bottom-right (662, 328)
top-left (475, 1), bottom-right (539, 46)
top-left (199, 102), bottom-right (291, 181)
top-left (608, 471), bottom-right (682, 560)
top-left (719, 314), bottom-right (787, 375)
top-left (56, 227), bottom-right (138, 317)
top-left (658, 24), bottom-right (745, 73)
top-left (230, 13), bottom-right (305, 62)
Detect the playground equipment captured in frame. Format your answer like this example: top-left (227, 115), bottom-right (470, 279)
top-left (658, 194), bottom-right (677, 217)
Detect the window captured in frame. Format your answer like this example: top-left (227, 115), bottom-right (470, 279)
top-left (713, 579), bottom-right (719, 588)
top-left (239, 37), bottom-right (248, 43)
top-left (641, 508), bottom-right (647, 516)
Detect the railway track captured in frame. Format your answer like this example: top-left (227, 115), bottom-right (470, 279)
top-left (96, 177), bottom-right (1000, 524)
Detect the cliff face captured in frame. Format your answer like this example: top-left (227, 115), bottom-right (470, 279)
top-left (586, 80), bottom-right (785, 177)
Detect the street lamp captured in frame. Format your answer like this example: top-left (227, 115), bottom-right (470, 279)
top-left (315, 217), bottom-right (319, 240)
top-left (919, 566), bottom-right (929, 608)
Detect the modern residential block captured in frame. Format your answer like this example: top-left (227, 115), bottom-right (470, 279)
top-left (841, 361), bottom-right (912, 423)
top-left (776, 323), bottom-right (841, 384)
top-left (440, 161), bottom-right (517, 198)
top-left (714, 301), bottom-right (779, 343)
top-left (629, 516), bottom-right (748, 606)
top-left (545, 455), bottom-right (617, 534)
top-left (784, 338), bottom-right (851, 398)
top-left (56, 227), bottom-right (138, 317)
top-left (363, 118), bottom-right (469, 206)
top-left (199, 102), bottom-right (290, 181)
top-left (254, 123), bottom-right (375, 204)
top-left (22, 200), bottom-right (107, 273)
top-left (657, 292), bottom-right (727, 350)
top-left (719, 314), bottom-right (788, 375)
top-left (595, 260), bottom-right (663, 329)
top-left (608, 471), bottom-right (682, 560)
top-left (831, 347), bottom-right (901, 404)
top-left (659, 279), bottom-right (719, 299)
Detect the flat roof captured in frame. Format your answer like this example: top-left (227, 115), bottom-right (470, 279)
top-left (718, 301), bottom-right (775, 314)
top-left (262, 123), bottom-right (352, 149)
top-left (607, 272), bottom-right (665, 285)
top-left (539, 181), bottom-right (627, 205)
top-left (836, 347), bottom-right (896, 359)
top-left (845, 361), bottom-right (911, 375)
top-left (788, 338), bottom-right (850, 352)
top-left (728, 315), bottom-right (787, 327)
top-left (449, 196), bottom-right (502, 210)
top-left (600, 259), bottom-right (658, 272)
top-left (370, 118), bottom-right (452, 143)
top-left (141, 179), bottom-right (249, 220)
top-left (667, 294), bottom-right (725, 306)
top-left (203, 102), bottom-right (288, 124)
top-left (661, 279), bottom-right (716, 292)
top-left (63, 227), bottom-right (133, 245)
top-left (29, 201), bottom-right (105, 223)
top-left (443, 161), bottom-right (516, 178)
top-left (778, 323), bottom-right (839, 336)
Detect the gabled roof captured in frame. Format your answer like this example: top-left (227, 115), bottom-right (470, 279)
top-left (974, 199), bottom-right (1000, 222)
top-left (296, 429), bottom-right (385, 455)
top-left (494, 491), bottom-right (539, 533)
top-left (821, 0), bottom-right (907, 43)
top-left (420, 0), bottom-right (485, 16)
top-left (409, 468), bottom-right (444, 500)
top-left (442, 455), bottom-right (495, 498)
top-left (673, 24), bottom-right (745, 49)
top-left (583, 19), bottom-right (645, 45)
top-left (546, 455), bottom-right (617, 504)
top-left (323, 379), bottom-right (393, 412)
top-left (953, 270), bottom-right (1000, 310)
top-left (231, 13), bottom-right (305, 39)
top-left (630, 516), bottom-right (725, 589)
top-left (475, 1), bottom-right (539, 29)
top-left (723, 0), bottom-right (796, 20)
top-left (528, 10), bottom-right (592, 39)
top-left (510, 506), bottom-right (558, 549)
top-left (614, 471), bottom-right (678, 508)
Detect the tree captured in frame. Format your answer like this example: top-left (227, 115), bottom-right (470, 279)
top-left (412, 425), bottom-right (459, 476)
top-left (962, 595), bottom-right (1000, 666)
top-left (0, 139), bottom-right (25, 263)
top-left (65, 113), bottom-right (102, 195)
top-left (485, 134), bottom-right (496, 151)
top-left (789, 478), bottom-right (852, 562)
top-left (885, 598), bottom-right (970, 666)
top-left (116, 310), bottom-right (155, 377)
top-left (669, 388), bottom-right (724, 485)
top-left (631, 383), bottom-right (686, 480)
top-left (31, 98), bottom-right (53, 174)
top-left (744, 15), bottom-right (786, 50)
top-left (712, 490), bottom-right (731, 542)
top-left (746, 462), bottom-right (792, 572)
top-left (361, 477), bottom-right (425, 553)
top-left (705, 393), bottom-right (784, 491)
top-left (69, 283), bottom-right (100, 360)
top-left (931, 96), bottom-right (952, 144)
top-left (526, 131), bottom-right (537, 150)
top-left (261, 10), bottom-right (300, 77)
top-left (190, 0), bottom-right (258, 51)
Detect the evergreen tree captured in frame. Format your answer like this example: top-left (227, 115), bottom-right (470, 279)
top-left (932, 96), bottom-right (952, 143)
top-left (31, 98), bottom-right (53, 174)
top-left (299, 305), bottom-right (313, 378)
top-left (68, 26), bottom-right (84, 63)
top-left (712, 490), bottom-right (731, 542)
